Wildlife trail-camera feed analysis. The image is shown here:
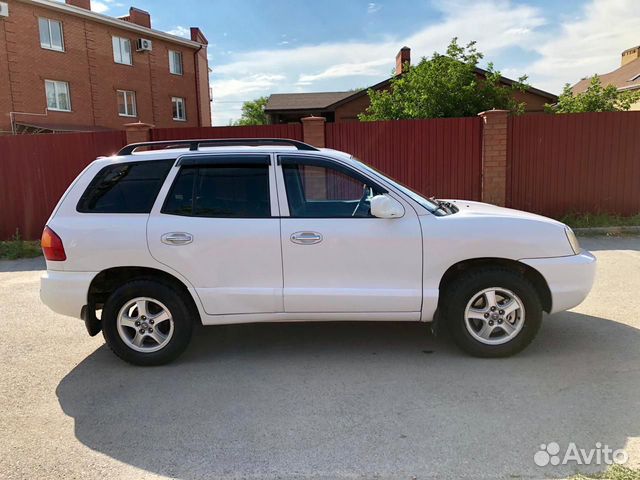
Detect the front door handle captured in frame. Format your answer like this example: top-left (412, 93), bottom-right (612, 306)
top-left (290, 231), bottom-right (323, 245)
top-left (161, 232), bottom-right (193, 245)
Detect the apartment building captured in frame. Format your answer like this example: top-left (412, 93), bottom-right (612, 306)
top-left (0, 0), bottom-right (211, 133)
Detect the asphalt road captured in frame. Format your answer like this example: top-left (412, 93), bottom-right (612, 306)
top-left (1, 236), bottom-right (639, 480)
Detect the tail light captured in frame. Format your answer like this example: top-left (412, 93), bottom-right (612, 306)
top-left (41, 226), bottom-right (66, 261)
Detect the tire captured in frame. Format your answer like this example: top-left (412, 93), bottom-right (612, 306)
top-left (442, 268), bottom-right (542, 357)
top-left (102, 279), bottom-right (194, 366)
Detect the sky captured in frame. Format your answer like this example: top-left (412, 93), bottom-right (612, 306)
top-left (90, 0), bottom-right (640, 125)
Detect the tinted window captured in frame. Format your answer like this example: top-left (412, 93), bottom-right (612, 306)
top-left (282, 162), bottom-right (381, 218)
top-left (77, 160), bottom-right (174, 213)
top-left (162, 165), bottom-right (270, 218)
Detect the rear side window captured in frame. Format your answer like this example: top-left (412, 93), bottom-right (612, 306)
top-left (77, 160), bottom-right (174, 213)
top-left (162, 164), bottom-right (271, 218)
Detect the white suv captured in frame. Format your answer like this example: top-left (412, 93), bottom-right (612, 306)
top-left (40, 138), bottom-right (596, 365)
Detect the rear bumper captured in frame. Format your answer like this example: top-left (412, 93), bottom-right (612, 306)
top-left (520, 250), bottom-right (596, 314)
top-left (40, 270), bottom-right (97, 319)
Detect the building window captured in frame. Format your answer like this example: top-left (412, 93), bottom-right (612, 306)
top-left (169, 50), bottom-right (183, 75)
top-left (112, 36), bottom-right (132, 65)
top-left (117, 90), bottom-right (137, 117)
top-left (39, 18), bottom-right (64, 51)
top-left (45, 80), bottom-right (71, 111)
top-left (172, 97), bottom-right (186, 121)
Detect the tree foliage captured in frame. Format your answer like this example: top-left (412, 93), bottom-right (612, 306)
top-left (233, 96), bottom-right (269, 126)
top-left (547, 76), bottom-right (640, 113)
top-left (359, 39), bottom-right (529, 121)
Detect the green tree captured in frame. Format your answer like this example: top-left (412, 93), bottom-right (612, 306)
top-left (359, 38), bottom-right (529, 121)
top-left (547, 76), bottom-right (640, 113)
top-left (233, 96), bottom-right (269, 126)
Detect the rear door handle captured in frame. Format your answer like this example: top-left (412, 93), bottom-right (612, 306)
top-left (161, 232), bottom-right (193, 245)
top-left (290, 231), bottom-right (323, 245)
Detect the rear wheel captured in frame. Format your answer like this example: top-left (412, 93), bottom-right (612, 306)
top-left (443, 268), bottom-right (542, 357)
top-left (102, 280), bottom-right (194, 366)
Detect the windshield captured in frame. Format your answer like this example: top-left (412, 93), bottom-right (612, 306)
top-left (350, 157), bottom-right (442, 213)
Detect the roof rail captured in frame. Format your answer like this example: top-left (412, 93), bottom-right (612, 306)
top-left (117, 138), bottom-right (319, 156)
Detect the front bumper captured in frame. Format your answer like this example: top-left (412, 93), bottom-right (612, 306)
top-left (520, 250), bottom-right (596, 314)
top-left (40, 270), bottom-right (97, 319)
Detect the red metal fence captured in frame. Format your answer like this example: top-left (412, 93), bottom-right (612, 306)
top-left (0, 131), bottom-right (126, 240)
top-left (507, 112), bottom-right (640, 217)
top-left (151, 124), bottom-right (303, 141)
top-left (3, 112), bottom-right (640, 241)
top-left (326, 118), bottom-right (483, 201)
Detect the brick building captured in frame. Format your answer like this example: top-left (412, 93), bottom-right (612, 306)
top-left (0, 0), bottom-right (211, 133)
top-left (265, 47), bottom-right (557, 123)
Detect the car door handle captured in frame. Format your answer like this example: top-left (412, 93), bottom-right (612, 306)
top-left (161, 232), bottom-right (193, 245)
top-left (290, 231), bottom-right (323, 245)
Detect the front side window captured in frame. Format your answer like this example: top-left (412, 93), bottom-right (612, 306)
top-left (281, 158), bottom-right (382, 217)
top-left (117, 90), bottom-right (137, 117)
top-left (172, 97), bottom-right (186, 121)
top-left (163, 164), bottom-right (271, 218)
top-left (112, 36), bottom-right (132, 65)
top-left (77, 160), bottom-right (174, 213)
top-left (39, 18), bottom-right (64, 51)
top-left (45, 80), bottom-right (71, 111)
top-left (169, 50), bottom-right (183, 75)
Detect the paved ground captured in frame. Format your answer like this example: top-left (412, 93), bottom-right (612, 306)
top-left (1, 236), bottom-right (639, 480)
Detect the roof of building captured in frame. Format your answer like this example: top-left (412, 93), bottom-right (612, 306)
top-left (21, 0), bottom-right (203, 48)
top-left (572, 58), bottom-right (640, 94)
top-left (264, 92), bottom-right (356, 112)
top-left (266, 67), bottom-right (557, 113)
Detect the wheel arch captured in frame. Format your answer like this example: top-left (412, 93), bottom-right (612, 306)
top-left (88, 266), bottom-right (202, 323)
top-left (438, 257), bottom-right (552, 313)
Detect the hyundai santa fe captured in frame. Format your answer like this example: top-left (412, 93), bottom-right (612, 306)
top-left (40, 138), bottom-right (596, 365)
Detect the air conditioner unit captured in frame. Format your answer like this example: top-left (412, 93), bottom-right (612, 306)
top-left (0, 2), bottom-right (9, 17)
top-left (136, 38), bottom-right (152, 52)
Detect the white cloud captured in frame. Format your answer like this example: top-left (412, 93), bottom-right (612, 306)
top-left (522, 0), bottom-right (640, 92)
top-left (367, 3), bottom-right (382, 14)
top-left (297, 58), bottom-right (389, 84)
top-left (90, 1), bottom-right (109, 13)
top-left (167, 26), bottom-right (190, 38)
top-left (214, 74), bottom-right (286, 98)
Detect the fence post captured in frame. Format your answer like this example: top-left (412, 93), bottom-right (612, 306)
top-left (478, 110), bottom-right (509, 206)
top-left (301, 116), bottom-right (326, 147)
top-left (123, 121), bottom-right (154, 145)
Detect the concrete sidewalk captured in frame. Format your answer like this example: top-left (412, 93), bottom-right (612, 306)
top-left (1, 236), bottom-right (639, 479)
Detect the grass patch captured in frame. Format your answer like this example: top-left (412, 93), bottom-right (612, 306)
top-left (570, 465), bottom-right (640, 480)
top-left (559, 212), bottom-right (640, 229)
top-left (0, 230), bottom-right (42, 260)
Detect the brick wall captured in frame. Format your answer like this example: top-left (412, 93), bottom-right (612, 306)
top-left (334, 94), bottom-right (372, 122)
top-left (0, 0), bottom-right (210, 132)
top-left (0, 19), bottom-right (12, 133)
top-left (478, 110), bottom-right (508, 206)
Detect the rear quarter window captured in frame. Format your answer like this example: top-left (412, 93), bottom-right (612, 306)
top-left (77, 159), bottom-right (174, 213)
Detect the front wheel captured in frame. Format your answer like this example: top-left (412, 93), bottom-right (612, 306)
top-left (102, 280), bottom-right (194, 366)
top-left (442, 268), bottom-right (543, 357)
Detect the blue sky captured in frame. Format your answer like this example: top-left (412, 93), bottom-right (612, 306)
top-left (92, 0), bottom-right (640, 125)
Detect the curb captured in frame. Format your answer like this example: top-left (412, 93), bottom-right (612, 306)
top-left (574, 226), bottom-right (640, 236)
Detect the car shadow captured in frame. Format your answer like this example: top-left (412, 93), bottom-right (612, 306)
top-left (57, 313), bottom-right (639, 479)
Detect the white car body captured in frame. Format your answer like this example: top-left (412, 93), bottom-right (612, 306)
top-left (40, 143), bottom-right (596, 334)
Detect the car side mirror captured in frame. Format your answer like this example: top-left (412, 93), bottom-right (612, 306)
top-left (370, 194), bottom-right (405, 219)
